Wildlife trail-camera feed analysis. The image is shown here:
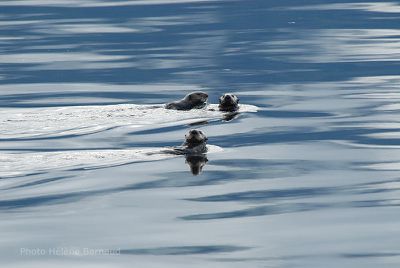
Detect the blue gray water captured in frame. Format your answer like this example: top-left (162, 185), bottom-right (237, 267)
top-left (1, 0), bottom-right (400, 267)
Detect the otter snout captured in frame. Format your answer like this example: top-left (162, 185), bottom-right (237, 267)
top-left (219, 93), bottom-right (239, 112)
top-left (185, 129), bottom-right (208, 143)
top-left (220, 93), bottom-right (238, 105)
top-left (192, 92), bottom-right (208, 102)
top-left (185, 91), bottom-right (208, 109)
top-left (171, 129), bottom-right (208, 158)
top-left (165, 91), bottom-right (208, 110)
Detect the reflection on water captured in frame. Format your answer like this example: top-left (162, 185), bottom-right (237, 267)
top-left (119, 245), bottom-right (249, 255)
top-left (260, 29), bottom-right (400, 63)
top-left (1, 0), bottom-right (400, 267)
top-left (185, 155), bottom-right (208, 175)
top-left (283, 2), bottom-right (400, 13)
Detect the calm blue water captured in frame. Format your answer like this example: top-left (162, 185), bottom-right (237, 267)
top-left (1, 0), bottom-right (400, 267)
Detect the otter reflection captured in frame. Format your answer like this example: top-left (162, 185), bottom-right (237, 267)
top-left (185, 154), bottom-right (208, 175)
top-left (169, 129), bottom-right (210, 175)
top-left (178, 129), bottom-right (209, 175)
top-left (222, 112), bottom-right (239, 121)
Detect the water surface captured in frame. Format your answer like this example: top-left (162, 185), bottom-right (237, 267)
top-left (1, 0), bottom-right (400, 267)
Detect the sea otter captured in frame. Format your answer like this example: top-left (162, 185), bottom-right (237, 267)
top-left (218, 93), bottom-right (239, 112)
top-left (177, 129), bottom-right (209, 175)
top-left (173, 129), bottom-right (208, 155)
top-left (165, 92), bottom-right (208, 110)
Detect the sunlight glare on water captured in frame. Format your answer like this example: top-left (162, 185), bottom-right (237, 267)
top-left (1, 0), bottom-right (400, 267)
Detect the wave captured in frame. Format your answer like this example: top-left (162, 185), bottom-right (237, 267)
top-left (0, 103), bottom-right (258, 140)
top-left (0, 145), bottom-right (222, 178)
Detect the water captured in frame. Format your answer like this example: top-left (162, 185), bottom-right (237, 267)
top-left (1, 0), bottom-right (400, 267)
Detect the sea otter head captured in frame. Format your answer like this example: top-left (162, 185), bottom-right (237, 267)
top-left (184, 129), bottom-right (208, 147)
top-left (185, 91), bottom-right (208, 109)
top-left (219, 93), bottom-right (239, 112)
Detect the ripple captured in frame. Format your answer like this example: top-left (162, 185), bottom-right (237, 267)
top-left (0, 0), bottom-right (220, 7)
top-left (0, 104), bottom-right (258, 139)
top-left (0, 145), bottom-right (223, 178)
top-left (1, 1), bottom-right (400, 267)
top-left (1, 52), bottom-right (130, 64)
top-left (284, 2), bottom-right (400, 13)
top-left (259, 29), bottom-right (400, 63)
top-left (181, 199), bottom-right (400, 220)
top-left (119, 245), bottom-right (249, 255)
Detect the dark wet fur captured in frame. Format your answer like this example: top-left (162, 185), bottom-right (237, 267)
top-left (148, 130), bottom-right (209, 175)
top-left (219, 93), bottom-right (239, 112)
top-left (165, 92), bottom-right (208, 110)
top-left (151, 142), bottom-right (207, 156)
top-left (172, 138), bottom-right (208, 155)
top-left (167, 130), bottom-right (208, 155)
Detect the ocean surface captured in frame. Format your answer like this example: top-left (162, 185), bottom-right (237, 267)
top-left (1, 0), bottom-right (400, 267)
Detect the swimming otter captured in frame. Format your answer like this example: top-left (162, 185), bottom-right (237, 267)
top-left (149, 129), bottom-right (209, 175)
top-left (165, 92), bottom-right (208, 110)
top-left (218, 93), bottom-right (239, 112)
top-left (178, 129), bottom-right (209, 175)
top-left (174, 129), bottom-right (208, 155)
